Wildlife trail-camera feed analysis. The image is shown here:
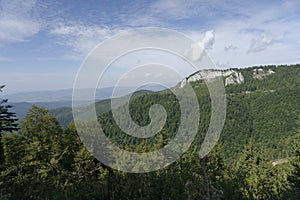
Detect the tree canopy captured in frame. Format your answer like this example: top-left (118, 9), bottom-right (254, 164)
top-left (1, 64), bottom-right (300, 199)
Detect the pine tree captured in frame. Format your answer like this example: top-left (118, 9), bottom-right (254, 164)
top-left (289, 143), bottom-right (300, 198)
top-left (0, 85), bottom-right (18, 163)
top-left (233, 139), bottom-right (262, 199)
top-left (289, 118), bottom-right (300, 198)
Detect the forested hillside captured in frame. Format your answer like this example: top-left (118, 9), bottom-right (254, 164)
top-left (1, 64), bottom-right (300, 199)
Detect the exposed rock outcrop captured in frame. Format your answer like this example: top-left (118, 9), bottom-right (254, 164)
top-left (272, 158), bottom-right (289, 166)
top-left (180, 69), bottom-right (244, 87)
top-left (225, 71), bottom-right (244, 86)
top-left (253, 68), bottom-right (275, 80)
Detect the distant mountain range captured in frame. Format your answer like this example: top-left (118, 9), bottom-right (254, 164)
top-left (10, 101), bottom-right (73, 121)
top-left (5, 85), bottom-right (167, 122)
top-left (4, 85), bottom-right (167, 103)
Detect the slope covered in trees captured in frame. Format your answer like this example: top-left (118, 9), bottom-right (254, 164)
top-left (1, 64), bottom-right (300, 199)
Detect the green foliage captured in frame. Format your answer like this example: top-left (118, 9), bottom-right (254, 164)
top-left (230, 139), bottom-right (291, 199)
top-left (0, 85), bottom-right (18, 164)
top-left (288, 119), bottom-right (300, 199)
top-left (1, 64), bottom-right (300, 199)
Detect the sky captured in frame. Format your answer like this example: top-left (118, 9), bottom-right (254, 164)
top-left (0, 0), bottom-right (299, 93)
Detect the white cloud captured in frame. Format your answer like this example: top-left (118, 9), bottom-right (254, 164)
top-left (201, 30), bottom-right (215, 50)
top-left (50, 23), bottom-right (125, 57)
top-left (187, 30), bottom-right (215, 61)
top-left (204, 1), bottom-right (300, 68)
top-left (247, 34), bottom-right (274, 54)
top-left (0, 0), bottom-right (40, 44)
top-left (149, 0), bottom-right (248, 21)
top-left (151, 0), bottom-right (197, 19)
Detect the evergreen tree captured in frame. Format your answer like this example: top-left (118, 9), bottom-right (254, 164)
top-left (288, 118), bottom-right (300, 199)
top-left (0, 85), bottom-right (18, 163)
top-left (289, 143), bottom-right (300, 198)
top-left (233, 139), bottom-right (263, 199)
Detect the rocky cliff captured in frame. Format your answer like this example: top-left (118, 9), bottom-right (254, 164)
top-left (180, 69), bottom-right (244, 87)
top-left (253, 68), bottom-right (275, 80)
top-left (180, 67), bottom-right (276, 88)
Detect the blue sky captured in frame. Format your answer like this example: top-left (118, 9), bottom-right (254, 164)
top-left (0, 0), bottom-right (299, 93)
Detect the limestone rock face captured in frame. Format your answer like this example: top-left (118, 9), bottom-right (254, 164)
top-left (253, 68), bottom-right (275, 80)
top-left (180, 69), bottom-right (244, 87)
top-left (224, 71), bottom-right (244, 86)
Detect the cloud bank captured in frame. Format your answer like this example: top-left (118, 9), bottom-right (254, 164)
top-left (0, 0), bottom-right (40, 44)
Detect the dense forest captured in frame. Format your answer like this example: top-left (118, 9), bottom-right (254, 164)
top-left (1, 64), bottom-right (300, 199)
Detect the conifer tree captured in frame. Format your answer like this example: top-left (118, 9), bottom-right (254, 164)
top-left (0, 85), bottom-right (18, 163)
